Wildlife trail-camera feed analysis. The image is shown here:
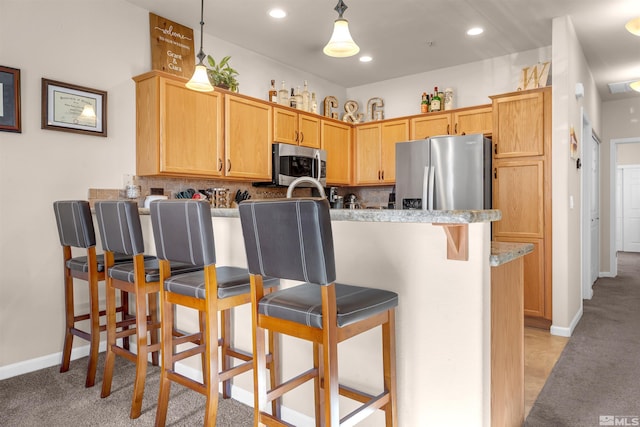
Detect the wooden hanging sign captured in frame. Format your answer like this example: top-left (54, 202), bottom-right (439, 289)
top-left (149, 13), bottom-right (195, 78)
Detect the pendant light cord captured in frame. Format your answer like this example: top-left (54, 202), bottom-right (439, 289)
top-left (196, 0), bottom-right (205, 64)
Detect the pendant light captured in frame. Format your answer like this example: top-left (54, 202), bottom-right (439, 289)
top-left (323, 0), bottom-right (360, 58)
top-left (625, 17), bottom-right (640, 36)
top-left (630, 81), bottom-right (640, 92)
top-left (186, 0), bottom-right (214, 92)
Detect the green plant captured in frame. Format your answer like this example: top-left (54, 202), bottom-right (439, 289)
top-left (206, 54), bottom-right (239, 92)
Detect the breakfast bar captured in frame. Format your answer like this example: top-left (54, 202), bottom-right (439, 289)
top-left (132, 206), bottom-right (533, 427)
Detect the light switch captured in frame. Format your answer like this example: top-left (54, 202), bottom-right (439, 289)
top-left (569, 195), bottom-right (574, 209)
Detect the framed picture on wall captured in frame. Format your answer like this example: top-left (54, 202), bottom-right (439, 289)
top-left (41, 78), bottom-right (107, 137)
top-left (0, 66), bottom-right (22, 133)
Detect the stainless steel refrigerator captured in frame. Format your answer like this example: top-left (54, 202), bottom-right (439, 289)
top-left (395, 133), bottom-right (492, 210)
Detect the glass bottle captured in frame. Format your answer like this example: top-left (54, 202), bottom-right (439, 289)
top-left (311, 92), bottom-right (318, 114)
top-left (420, 92), bottom-right (429, 113)
top-left (269, 80), bottom-right (277, 103)
top-left (430, 86), bottom-right (441, 112)
top-left (289, 88), bottom-right (297, 109)
top-left (301, 80), bottom-right (310, 112)
top-left (295, 86), bottom-right (303, 110)
top-left (444, 88), bottom-right (454, 111)
top-left (278, 81), bottom-right (289, 106)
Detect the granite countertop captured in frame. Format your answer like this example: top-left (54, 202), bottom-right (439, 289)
top-left (489, 241), bottom-right (535, 266)
top-left (138, 207), bottom-right (501, 224)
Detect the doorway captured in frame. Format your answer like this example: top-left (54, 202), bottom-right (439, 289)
top-left (581, 111), bottom-right (600, 300)
top-left (620, 165), bottom-right (640, 252)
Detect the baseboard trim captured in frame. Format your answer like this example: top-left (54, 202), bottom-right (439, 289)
top-left (550, 306), bottom-right (583, 337)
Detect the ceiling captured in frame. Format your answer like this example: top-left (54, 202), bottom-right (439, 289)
top-left (126, 0), bottom-right (640, 101)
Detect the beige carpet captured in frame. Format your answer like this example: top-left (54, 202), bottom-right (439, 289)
top-left (525, 252), bottom-right (640, 427)
top-left (0, 353), bottom-right (253, 426)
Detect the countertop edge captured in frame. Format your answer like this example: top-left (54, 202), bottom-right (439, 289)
top-left (490, 242), bottom-right (535, 267)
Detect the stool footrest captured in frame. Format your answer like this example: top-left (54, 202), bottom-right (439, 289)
top-left (173, 344), bottom-right (205, 363)
top-left (219, 360), bottom-right (252, 382)
top-left (341, 391), bottom-right (390, 427)
top-left (266, 368), bottom-right (317, 403)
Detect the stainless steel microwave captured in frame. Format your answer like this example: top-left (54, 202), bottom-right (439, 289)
top-left (268, 143), bottom-right (327, 187)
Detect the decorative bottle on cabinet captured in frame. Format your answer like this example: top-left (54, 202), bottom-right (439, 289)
top-left (289, 88), bottom-right (297, 109)
top-left (269, 80), bottom-right (277, 103)
top-left (301, 80), bottom-right (310, 112)
top-left (430, 87), bottom-right (441, 112)
top-left (295, 86), bottom-right (303, 110)
top-left (278, 81), bottom-right (289, 106)
top-left (311, 92), bottom-right (318, 114)
top-left (444, 88), bottom-right (454, 111)
top-left (421, 92), bottom-right (429, 113)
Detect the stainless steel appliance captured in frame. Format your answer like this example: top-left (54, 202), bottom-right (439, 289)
top-left (395, 133), bottom-right (492, 210)
top-left (258, 143), bottom-right (326, 187)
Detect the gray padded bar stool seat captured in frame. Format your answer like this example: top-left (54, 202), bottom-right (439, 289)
top-left (94, 200), bottom-right (201, 419)
top-left (53, 200), bottom-right (134, 388)
top-left (149, 199), bottom-right (280, 427)
top-left (239, 197), bottom-right (398, 426)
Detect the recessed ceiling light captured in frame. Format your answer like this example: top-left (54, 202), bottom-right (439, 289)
top-left (269, 8), bottom-right (286, 19)
top-left (467, 27), bottom-right (484, 36)
top-left (359, 56), bottom-right (372, 63)
top-left (625, 17), bottom-right (640, 36)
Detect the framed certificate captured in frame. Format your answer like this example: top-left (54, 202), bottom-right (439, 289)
top-left (41, 78), bottom-right (107, 137)
top-left (0, 66), bottom-right (21, 133)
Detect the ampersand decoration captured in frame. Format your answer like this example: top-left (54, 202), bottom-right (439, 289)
top-left (367, 97), bottom-right (385, 121)
top-left (323, 96), bottom-right (339, 120)
top-left (342, 100), bottom-right (364, 123)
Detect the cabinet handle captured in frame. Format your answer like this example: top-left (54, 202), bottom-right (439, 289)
top-left (381, 170), bottom-right (384, 180)
top-left (227, 159), bottom-right (231, 173)
top-left (455, 123), bottom-right (458, 134)
top-left (218, 158), bottom-right (223, 172)
top-left (378, 170), bottom-right (381, 180)
top-left (295, 130), bottom-right (299, 142)
top-left (494, 144), bottom-right (497, 155)
top-left (493, 168), bottom-right (497, 179)
top-left (447, 124), bottom-right (450, 134)
top-left (300, 132), bottom-right (304, 143)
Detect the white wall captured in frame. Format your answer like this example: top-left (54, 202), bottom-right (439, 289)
top-left (347, 46), bottom-right (552, 119)
top-left (550, 16), bottom-right (602, 336)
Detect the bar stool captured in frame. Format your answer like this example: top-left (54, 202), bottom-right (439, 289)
top-left (149, 199), bottom-right (280, 426)
top-left (94, 200), bottom-right (202, 419)
top-left (53, 200), bottom-right (133, 388)
top-left (239, 197), bottom-right (399, 426)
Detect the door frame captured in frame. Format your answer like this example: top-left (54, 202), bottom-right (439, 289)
top-left (609, 137), bottom-right (640, 277)
top-left (580, 110), bottom-right (599, 299)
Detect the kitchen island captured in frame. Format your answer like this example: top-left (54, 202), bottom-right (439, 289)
top-left (133, 206), bottom-right (532, 426)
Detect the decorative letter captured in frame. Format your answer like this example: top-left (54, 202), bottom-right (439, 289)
top-left (323, 96), bottom-right (339, 120)
top-left (367, 97), bottom-right (384, 121)
top-left (343, 100), bottom-right (363, 123)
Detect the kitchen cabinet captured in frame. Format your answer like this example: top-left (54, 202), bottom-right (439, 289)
top-left (410, 105), bottom-right (492, 139)
top-left (224, 94), bottom-right (272, 180)
top-left (490, 87), bottom-right (552, 326)
top-left (134, 71), bottom-right (223, 177)
top-left (354, 119), bottom-right (409, 185)
top-left (321, 119), bottom-right (352, 185)
top-left (273, 106), bottom-right (320, 149)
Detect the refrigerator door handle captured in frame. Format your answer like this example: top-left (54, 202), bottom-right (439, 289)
top-left (422, 166), bottom-right (429, 210)
top-left (428, 165), bottom-right (435, 210)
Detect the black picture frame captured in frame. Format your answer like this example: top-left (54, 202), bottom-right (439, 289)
top-left (0, 66), bottom-right (22, 133)
top-left (41, 78), bottom-right (107, 137)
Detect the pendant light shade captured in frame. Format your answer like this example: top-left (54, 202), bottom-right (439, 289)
top-left (625, 17), bottom-right (640, 36)
top-left (186, 0), bottom-right (214, 92)
top-left (630, 80), bottom-right (640, 92)
top-left (323, 0), bottom-right (360, 58)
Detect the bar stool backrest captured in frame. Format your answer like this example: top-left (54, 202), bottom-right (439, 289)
top-left (53, 200), bottom-right (96, 249)
top-left (239, 198), bottom-right (336, 286)
top-left (150, 200), bottom-right (215, 267)
top-left (95, 200), bottom-right (145, 256)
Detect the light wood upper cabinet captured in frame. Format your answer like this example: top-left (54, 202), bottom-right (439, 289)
top-left (410, 105), bottom-right (492, 140)
top-left (273, 107), bottom-right (320, 149)
top-left (354, 119), bottom-right (409, 185)
top-left (134, 71), bottom-right (223, 177)
top-left (453, 105), bottom-right (492, 135)
top-left (491, 91), bottom-right (547, 158)
top-left (321, 119), bottom-right (352, 186)
top-left (410, 113), bottom-right (452, 139)
top-left (224, 94), bottom-right (272, 180)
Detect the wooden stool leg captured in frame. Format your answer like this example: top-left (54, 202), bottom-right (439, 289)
top-left (60, 253), bottom-right (74, 373)
top-left (221, 308), bottom-right (232, 399)
top-left (313, 342), bottom-right (323, 427)
top-left (268, 330), bottom-right (281, 418)
top-left (148, 291), bottom-right (160, 366)
top-left (86, 252), bottom-right (100, 388)
top-left (383, 310), bottom-right (398, 426)
top-left (203, 286), bottom-right (220, 426)
top-left (121, 289), bottom-right (131, 351)
top-left (131, 284), bottom-right (149, 419)
top-left (100, 276), bottom-right (118, 398)
top-left (155, 295), bottom-right (173, 427)
top-left (321, 285), bottom-right (339, 426)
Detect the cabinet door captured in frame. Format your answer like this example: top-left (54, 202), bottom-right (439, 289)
top-left (160, 77), bottom-right (223, 176)
top-left (321, 120), bottom-right (352, 185)
top-left (273, 107), bottom-right (298, 145)
top-left (453, 106), bottom-right (492, 135)
top-left (381, 119), bottom-right (409, 183)
top-left (410, 113), bottom-right (452, 139)
top-left (492, 159), bottom-right (545, 239)
top-left (299, 113), bottom-right (320, 149)
top-left (492, 91), bottom-right (546, 158)
top-left (225, 95), bottom-right (272, 180)
top-left (354, 123), bottom-right (382, 184)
